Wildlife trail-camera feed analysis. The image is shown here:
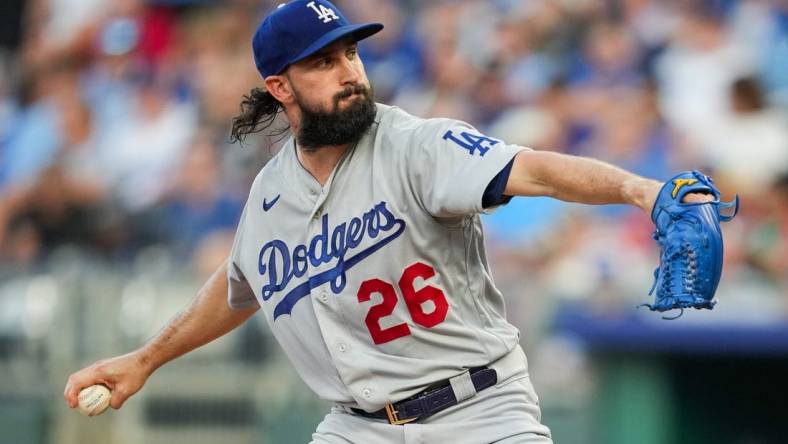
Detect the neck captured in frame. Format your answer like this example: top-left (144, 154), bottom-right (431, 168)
top-left (296, 142), bottom-right (350, 186)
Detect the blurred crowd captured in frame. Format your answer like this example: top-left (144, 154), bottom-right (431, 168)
top-left (0, 0), bottom-right (787, 317)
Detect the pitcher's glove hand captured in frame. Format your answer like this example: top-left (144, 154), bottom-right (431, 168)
top-left (641, 171), bottom-right (739, 319)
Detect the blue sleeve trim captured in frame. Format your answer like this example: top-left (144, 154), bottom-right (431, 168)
top-left (482, 158), bottom-right (515, 208)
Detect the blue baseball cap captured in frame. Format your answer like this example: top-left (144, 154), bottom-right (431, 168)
top-left (252, 0), bottom-right (383, 78)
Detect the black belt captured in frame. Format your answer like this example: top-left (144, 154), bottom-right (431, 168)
top-left (351, 367), bottom-right (498, 425)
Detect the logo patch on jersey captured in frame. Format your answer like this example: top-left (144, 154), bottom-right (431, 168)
top-left (443, 130), bottom-right (500, 157)
top-left (306, 1), bottom-right (339, 23)
top-left (257, 201), bottom-right (406, 319)
top-left (263, 195), bottom-right (281, 212)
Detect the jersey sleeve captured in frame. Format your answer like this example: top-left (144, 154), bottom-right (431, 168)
top-left (407, 119), bottom-right (529, 217)
top-left (226, 205), bottom-right (259, 310)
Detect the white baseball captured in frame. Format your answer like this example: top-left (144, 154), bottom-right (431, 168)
top-left (77, 384), bottom-right (111, 416)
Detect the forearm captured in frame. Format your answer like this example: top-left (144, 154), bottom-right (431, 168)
top-left (504, 151), bottom-right (662, 212)
top-left (137, 260), bottom-right (259, 373)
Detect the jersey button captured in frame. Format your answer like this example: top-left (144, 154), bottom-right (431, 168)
top-left (320, 291), bottom-right (328, 302)
top-left (338, 343), bottom-right (348, 352)
top-left (362, 388), bottom-right (372, 399)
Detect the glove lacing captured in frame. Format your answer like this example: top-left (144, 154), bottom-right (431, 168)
top-left (644, 211), bottom-right (707, 320)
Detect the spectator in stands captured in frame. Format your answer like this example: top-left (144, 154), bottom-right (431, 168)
top-left (95, 68), bottom-right (197, 213)
top-left (158, 131), bottom-right (243, 260)
top-left (0, 61), bottom-right (118, 263)
top-left (699, 76), bottom-right (788, 197)
top-left (745, 173), bottom-right (788, 290)
top-left (655, 5), bottom-right (754, 155)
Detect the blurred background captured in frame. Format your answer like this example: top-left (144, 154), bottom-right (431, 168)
top-left (0, 0), bottom-right (787, 443)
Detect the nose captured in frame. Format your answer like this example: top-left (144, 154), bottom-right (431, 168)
top-left (337, 56), bottom-right (361, 86)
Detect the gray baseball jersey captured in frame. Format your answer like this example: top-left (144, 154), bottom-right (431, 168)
top-left (227, 103), bottom-right (529, 412)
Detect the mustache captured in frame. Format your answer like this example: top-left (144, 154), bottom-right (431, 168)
top-left (333, 84), bottom-right (370, 104)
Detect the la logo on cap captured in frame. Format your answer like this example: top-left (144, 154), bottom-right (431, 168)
top-left (307, 1), bottom-right (339, 23)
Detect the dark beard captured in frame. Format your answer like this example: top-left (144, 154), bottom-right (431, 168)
top-left (294, 84), bottom-right (377, 150)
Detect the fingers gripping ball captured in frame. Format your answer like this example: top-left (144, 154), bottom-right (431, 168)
top-left (642, 171), bottom-right (739, 319)
top-left (77, 384), bottom-right (111, 416)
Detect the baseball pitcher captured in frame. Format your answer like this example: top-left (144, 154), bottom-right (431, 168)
top-left (64, 1), bottom-right (736, 443)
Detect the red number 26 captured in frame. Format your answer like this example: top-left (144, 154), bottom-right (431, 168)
top-left (356, 262), bottom-right (449, 345)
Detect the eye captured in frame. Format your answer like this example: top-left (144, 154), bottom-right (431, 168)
top-left (316, 57), bottom-right (332, 68)
top-left (347, 47), bottom-right (358, 59)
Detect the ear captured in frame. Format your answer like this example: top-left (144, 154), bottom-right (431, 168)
top-left (264, 75), bottom-right (294, 105)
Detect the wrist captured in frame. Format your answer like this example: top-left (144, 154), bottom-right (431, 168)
top-left (623, 178), bottom-right (662, 213)
top-left (134, 346), bottom-right (160, 376)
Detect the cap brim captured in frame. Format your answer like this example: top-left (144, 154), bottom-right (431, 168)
top-left (286, 23), bottom-right (383, 71)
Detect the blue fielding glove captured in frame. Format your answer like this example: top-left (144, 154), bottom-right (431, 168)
top-left (641, 171), bottom-right (739, 319)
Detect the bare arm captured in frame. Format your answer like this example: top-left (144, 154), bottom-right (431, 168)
top-left (137, 260), bottom-right (259, 372)
top-left (64, 260), bottom-right (259, 409)
top-left (504, 151), bottom-right (663, 211)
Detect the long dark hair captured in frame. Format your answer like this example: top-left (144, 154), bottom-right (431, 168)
top-left (229, 87), bottom-right (288, 144)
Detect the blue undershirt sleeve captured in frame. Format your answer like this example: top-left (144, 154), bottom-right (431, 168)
top-left (482, 158), bottom-right (515, 209)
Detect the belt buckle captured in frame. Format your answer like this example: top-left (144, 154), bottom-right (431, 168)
top-left (384, 403), bottom-right (417, 425)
